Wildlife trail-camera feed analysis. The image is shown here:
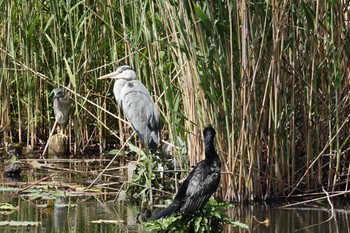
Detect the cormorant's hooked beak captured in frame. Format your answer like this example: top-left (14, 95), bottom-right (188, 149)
top-left (98, 70), bottom-right (121, 80)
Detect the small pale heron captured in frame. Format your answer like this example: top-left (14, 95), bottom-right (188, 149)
top-left (98, 65), bottom-right (161, 150)
top-left (53, 88), bottom-right (72, 134)
top-left (149, 126), bottom-right (221, 220)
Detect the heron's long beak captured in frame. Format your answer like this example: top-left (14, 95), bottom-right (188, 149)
top-left (98, 70), bottom-right (120, 80)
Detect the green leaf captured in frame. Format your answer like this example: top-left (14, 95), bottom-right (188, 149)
top-left (128, 142), bottom-right (146, 157)
top-left (44, 15), bottom-right (54, 32)
top-left (9, 155), bottom-right (18, 163)
top-left (27, 15), bottom-right (39, 37)
top-left (0, 203), bottom-right (16, 211)
top-left (64, 57), bottom-right (75, 87)
top-left (44, 34), bottom-right (57, 53)
top-left (230, 221), bottom-right (249, 229)
top-left (334, 67), bottom-right (342, 88)
top-left (145, 200), bottom-right (247, 232)
top-left (194, 216), bottom-right (202, 232)
top-left (53, 190), bottom-right (65, 198)
top-left (340, 135), bottom-right (350, 150)
top-left (301, 2), bottom-right (315, 30)
top-left (26, 192), bottom-right (42, 200)
top-left (193, 3), bottom-right (209, 23)
top-left (108, 149), bottom-right (120, 155)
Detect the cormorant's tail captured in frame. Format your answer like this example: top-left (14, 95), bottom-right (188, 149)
top-left (148, 204), bottom-right (178, 220)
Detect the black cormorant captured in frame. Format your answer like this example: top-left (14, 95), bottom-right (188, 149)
top-left (149, 126), bottom-right (221, 220)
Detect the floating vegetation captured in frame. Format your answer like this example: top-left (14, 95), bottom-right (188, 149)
top-left (0, 187), bottom-right (20, 192)
top-left (23, 188), bottom-right (66, 201)
top-left (90, 220), bottom-right (124, 224)
top-left (0, 221), bottom-right (41, 227)
top-left (0, 203), bottom-right (17, 212)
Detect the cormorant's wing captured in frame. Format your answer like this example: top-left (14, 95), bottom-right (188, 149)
top-left (149, 159), bottom-right (220, 220)
top-left (180, 160), bottom-right (221, 215)
top-left (149, 163), bottom-right (200, 220)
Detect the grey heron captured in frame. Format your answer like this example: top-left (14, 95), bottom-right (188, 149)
top-left (98, 65), bottom-right (161, 150)
top-left (149, 126), bottom-right (221, 220)
top-left (53, 88), bottom-right (72, 134)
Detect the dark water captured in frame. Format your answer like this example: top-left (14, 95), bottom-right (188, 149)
top-left (0, 195), bottom-right (143, 232)
top-left (1, 196), bottom-right (350, 233)
top-left (1, 160), bottom-right (350, 232)
top-left (230, 204), bottom-right (350, 233)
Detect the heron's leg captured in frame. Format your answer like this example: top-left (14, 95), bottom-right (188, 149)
top-left (148, 151), bottom-right (153, 205)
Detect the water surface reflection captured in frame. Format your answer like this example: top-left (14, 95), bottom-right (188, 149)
top-left (0, 196), bottom-right (144, 233)
top-left (1, 196), bottom-right (349, 232)
top-left (227, 203), bottom-right (350, 233)
top-left (1, 160), bottom-right (349, 232)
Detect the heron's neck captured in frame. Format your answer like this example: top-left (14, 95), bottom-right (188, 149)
top-left (113, 79), bottom-right (127, 104)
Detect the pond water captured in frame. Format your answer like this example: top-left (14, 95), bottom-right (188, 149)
top-left (232, 203), bottom-right (350, 233)
top-left (1, 195), bottom-right (350, 233)
top-left (0, 195), bottom-right (143, 233)
top-left (1, 157), bottom-right (350, 232)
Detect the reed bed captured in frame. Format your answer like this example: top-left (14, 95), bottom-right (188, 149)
top-left (1, 0), bottom-right (349, 202)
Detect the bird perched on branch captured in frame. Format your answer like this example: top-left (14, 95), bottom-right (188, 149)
top-left (98, 65), bottom-right (161, 150)
top-left (149, 126), bottom-right (221, 220)
top-left (53, 88), bottom-right (72, 134)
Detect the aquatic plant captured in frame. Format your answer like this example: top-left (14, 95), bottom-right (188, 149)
top-left (145, 200), bottom-right (248, 232)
